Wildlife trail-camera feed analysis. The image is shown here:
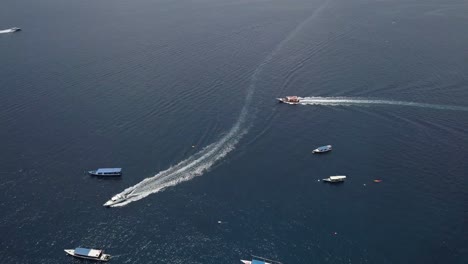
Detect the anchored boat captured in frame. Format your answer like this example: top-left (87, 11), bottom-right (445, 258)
top-left (64, 247), bottom-right (111, 262)
top-left (323, 175), bottom-right (346, 183)
top-left (277, 96), bottom-right (301, 104)
top-left (241, 256), bottom-right (283, 264)
top-left (88, 168), bottom-right (122, 177)
top-left (313, 145), bottom-right (332, 153)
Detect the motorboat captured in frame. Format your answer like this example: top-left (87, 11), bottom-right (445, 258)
top-left (241, 256), bottom-right (282, 264)
top-left (88, 168), bottom-right (122, 177)
top-left (0, 27), bottom-right (21, 34)
top-left (323, 175), bottom-right (346, 183)
top-left (277, 96), bottom-right (302, 104)
top-left (313, 145), bottom-right (332, 153)
top-left (103, 191), bottom-right (135, 207)
top-left (64, 247), bottom-right (111, 262)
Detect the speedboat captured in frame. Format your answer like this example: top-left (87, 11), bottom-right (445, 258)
top-left (241, 256), bottom-right (282, 264)
top-left (88, 168), bottom-right (122, 177)
top-left (64, 247), bottom-right (111, 262)
top-left (10, 27), bottom-right (21, 32)
top-left (313, 145), bottom-right (332, 153)
top-left (323, 175), bottom-right (346, 183)
top-left (103, 191), bottom-right (135, 207)
top-left (277, 96), bottom-right (302, 104)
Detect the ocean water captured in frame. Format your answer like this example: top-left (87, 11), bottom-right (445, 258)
top-left (1, 0), bottom-right (467, 263)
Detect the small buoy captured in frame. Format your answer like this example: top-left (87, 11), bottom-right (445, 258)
top-left (192, 145), bottom-right (195, 148)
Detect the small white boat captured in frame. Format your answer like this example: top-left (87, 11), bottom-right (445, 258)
top-left (103, 190), bottom-right (135, 207)
top-left (0, 27), bottom-right (21, 34)
top-left (277, 96), bottom-right (302, 104)
top-left (64, 247), bottom-right (111, 262)
top-left (323, 175), bottom-right (346, 183)
top-left (241, 256), bottom-right (283, 264)
top-left (313, 145), bottom-right (332, 153)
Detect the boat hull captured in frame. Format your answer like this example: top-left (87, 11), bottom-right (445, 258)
top-left (277, 98), bottom-right (300, 104)
top-left (64, 249), bottom-right (111, 262)
top-left (313, 149), bottom-right (331, 153)
top-left (88, 171), bottom-right (122, 177)
top-left (313, 145), bottom-right (332, 153)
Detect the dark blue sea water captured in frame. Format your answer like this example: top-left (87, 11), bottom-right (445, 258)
top-left (1, 0), bottom-right (467, 263)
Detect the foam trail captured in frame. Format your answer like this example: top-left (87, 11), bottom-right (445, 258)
top-left (0, 29), bottom-right (14, 34)
top-left (299, 97), bottom-right (468, 111)
top-left (108, 0), bottom-right (330, 207)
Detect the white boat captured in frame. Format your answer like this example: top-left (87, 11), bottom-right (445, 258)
top-left (103, 191), bottom-right (135, 207)
top-left (323, 175), bottom-right (346, 183)
top-left (241, 256), bottom-right (282, 264)
top-left (0, 27), bottom-right (21, 34)
top-left (277, 96), bottom-right (302, 104)
top-left (64, 247), bottom-right (111, 262)
top-left (313, 145), bottom-right (332, 153)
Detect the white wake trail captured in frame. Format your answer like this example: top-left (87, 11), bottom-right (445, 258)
top-left (0, 29), bottom-right (14, 34)
top-left (299, 97), bottom-right (468, 111)
top-left (108, 0), bottom-right (331, 207)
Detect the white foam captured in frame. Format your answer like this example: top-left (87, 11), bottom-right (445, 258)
top-left (299, 97), bottom-right (468, 111)
top-left (0, 29), bottom-right (14, 34)
top-left (107, 1), bottom-right (331, 207)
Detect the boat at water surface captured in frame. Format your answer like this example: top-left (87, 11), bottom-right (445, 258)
top-left (241, 256), bottom-right (283, 264)
top-left (323, 175), bottom-right (346, 183)
top-left (313, 145), bottom-right (332, 153)
top-left (103, 190), bottom-right (135, 207)
top-left (88, 168), bottom-right (122, 177)
top-left (64, 247), bottom-right (111, 262)
top-left (0, 27), bottom-right (21, 33)
top-left (277, 96), bottom-right (302, 104)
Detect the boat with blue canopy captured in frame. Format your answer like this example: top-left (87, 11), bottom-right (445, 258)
top-left (88, 168), bottom-right (122, 177)
top-left (313, 145), bottom-right (332, 153)
top-left (241, 256), bottom-right (283, 264)
top-left (64, 247), bottom-right (111, 261)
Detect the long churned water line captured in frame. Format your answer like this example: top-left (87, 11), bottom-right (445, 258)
top-left (109, 1), bottom-right (331, 207)
top-left (0, 29), bottom-right (14, 34)
top-left (299, 97), bottom-right (468, 111)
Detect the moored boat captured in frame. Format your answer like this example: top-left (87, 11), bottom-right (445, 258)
top-left (323, 175), bottom-right (346, 183)
top-left (241, 256), bottom-right (283, 264)
top-left (313, 145), bottom-right (332, 153)
top-left (64, 247), bottom-right (111, 262)
top-left (88, 168), bottom-right (122, 177)
top-left (277, 96), bottom-right (301, 104)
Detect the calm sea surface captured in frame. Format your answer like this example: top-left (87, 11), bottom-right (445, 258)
top-left (1, 0), bottom-right (467, 263)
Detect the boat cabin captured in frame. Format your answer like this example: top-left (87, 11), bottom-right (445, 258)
top-left (75, 248), bottom-right (103, 259)
top-left (284, 96), bottom-right (300, 103)
top-left (323, 175), bottom-right (346, 183)
top-left (313, 145), bottom-right (332, 153)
